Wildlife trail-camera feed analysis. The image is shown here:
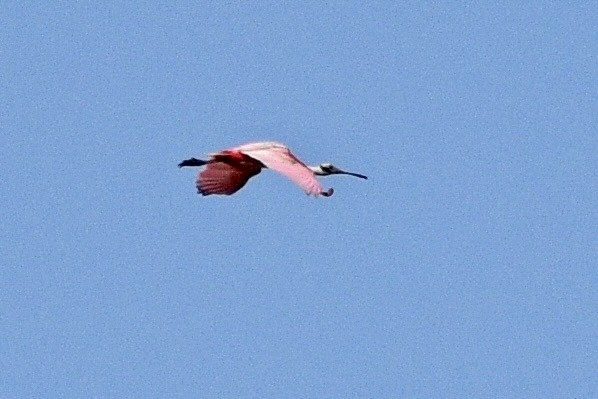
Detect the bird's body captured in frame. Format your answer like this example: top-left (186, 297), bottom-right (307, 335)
top-left (179, 141), bottom-right (367, 197)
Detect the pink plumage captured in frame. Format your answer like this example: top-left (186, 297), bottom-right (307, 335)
top-left (179, 141), bottom-right (367, 197)
top-left (233, 142), bottom-right (325, 196)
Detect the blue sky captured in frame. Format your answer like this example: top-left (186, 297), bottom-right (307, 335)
top-left (2, 2), bottom-right (596, 398)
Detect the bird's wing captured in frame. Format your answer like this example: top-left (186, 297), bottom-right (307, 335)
top-left (197, 162), bottom-right (260, 196)
top-left (240, 146), bottom-right (325, 196)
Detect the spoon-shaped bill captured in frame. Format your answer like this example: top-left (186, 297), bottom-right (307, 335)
top-left (336, 168), bottom-right (368, 179)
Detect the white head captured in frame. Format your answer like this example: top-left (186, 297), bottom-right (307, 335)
top-left (312, 163), bottom-right (368, 179)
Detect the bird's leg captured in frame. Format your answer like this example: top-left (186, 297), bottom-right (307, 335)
top-left (320, 188), bottom-right (334, 197)
top-left (178, 158), bottom-right (208, 168)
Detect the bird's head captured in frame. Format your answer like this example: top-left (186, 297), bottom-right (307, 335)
top-left (319, 163), bottom-right (336, 174)
top-left (316, 163), bottom-right (368, 179)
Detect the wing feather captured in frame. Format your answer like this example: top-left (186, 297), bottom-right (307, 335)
top-left (239, 145), bottom-right (324, 196)
top-left (196, 162), bottom-right (260, 196)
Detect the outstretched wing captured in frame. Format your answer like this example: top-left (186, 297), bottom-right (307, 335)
top-left (239, 145), bottom-right (325, 196)
top-left (196, 162), bottom-right (261, 196)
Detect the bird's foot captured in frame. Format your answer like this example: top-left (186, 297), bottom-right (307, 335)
top-left (178, 158), bottom-right (207, 168)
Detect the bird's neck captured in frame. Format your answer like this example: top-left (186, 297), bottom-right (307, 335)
top-left (309, 165), bottom-right (326, 176)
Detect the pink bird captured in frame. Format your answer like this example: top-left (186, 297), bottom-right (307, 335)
top-left (179, 141), bottom-right (367, 197)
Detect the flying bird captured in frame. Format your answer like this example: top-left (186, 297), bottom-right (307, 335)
top-left (179, 141), bottom-right (367, 197)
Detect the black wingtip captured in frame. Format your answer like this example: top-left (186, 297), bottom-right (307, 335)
top-left (321, 188), bottom-right (334, 197)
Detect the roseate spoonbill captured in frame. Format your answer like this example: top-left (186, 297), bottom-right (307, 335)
top-left (178, 141), bottom-right (367, 197)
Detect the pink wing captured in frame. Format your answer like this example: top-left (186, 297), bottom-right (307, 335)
top-left (197, 162), bottom-right (261, 196)
top-left (238, 144), bottom-right (327, 196)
